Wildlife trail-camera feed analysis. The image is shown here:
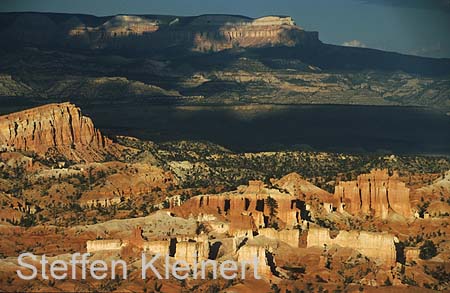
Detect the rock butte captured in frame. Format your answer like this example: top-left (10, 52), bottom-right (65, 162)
top-left (0, 102), bottom-right (123, 162)
top-left (0, 13), bottom-right (320, 52)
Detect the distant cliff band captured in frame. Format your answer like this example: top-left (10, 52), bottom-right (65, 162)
top-left (0, 13), bottom-right (320, 52)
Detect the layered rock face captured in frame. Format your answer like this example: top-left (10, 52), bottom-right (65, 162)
top-left (307, 227), bottom-right (397, 266)
top-left (0, 102), bottom-right (121, 162)
top-left (143, 241), bottom-right (170, 255)
top-left (176, 180), bottom-right (310, 228)
top-left (166, 15), bottom-right (318, 52)
top-left (334, 169), bottom-right (411, 219)
top-left (259, 228), bottom-right (300, 247)
top-left (0, 13), bottom-right (320, 52)
top-left (175, 241), bottom-right (209, 265)
top-left (86, 239), bottom-right (123, 253)
top-left (237, 245), bottom-right (272, 277)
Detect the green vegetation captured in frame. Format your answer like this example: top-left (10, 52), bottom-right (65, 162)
top-left (119, 138), bottom-right (450, 193)
top-left (419, 240), bottom-right (438, 260)
top-left (266, 196), bottom-right (279, 229)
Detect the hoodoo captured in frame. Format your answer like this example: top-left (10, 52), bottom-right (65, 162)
top-left (334, 169), bottom-right (412, 219)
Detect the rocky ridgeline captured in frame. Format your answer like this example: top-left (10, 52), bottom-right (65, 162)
top-left (0, 13), bottom-right (320, 52)
top-left (0, 102), bottom-right (123, 162)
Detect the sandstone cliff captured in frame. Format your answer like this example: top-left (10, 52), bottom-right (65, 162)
top-left (0, 102), bottom-right (122, 162)
top-left (334, 169), bottom-right (412, 219)
top-left (307, 227), bottom-right (397, 266)
top-left (0, 13), bottom-right (320, 53)
top-left (86, 239), bottom-right (123, 253)
top-left (237, 245), bottom-right (272, 278)
top-left (175, 241), bottom-right (209, 265)
top-left (259, 228), bottom-right (300, 247)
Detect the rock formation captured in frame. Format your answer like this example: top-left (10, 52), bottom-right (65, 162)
top-left (404, 247), bottom-right (420, 264)
top-left (143, 241), bottom-right (170, 255)
top-left (86, 239), bottom-right (123, 253)
top-left (274, 172), bottom-right (338, 213)
top-left (306, 227), bottom-right (397, 266)
top-left (175, 241), bottom-right (209, 265)
top-left (81, 162), bottom-right (177, 206)
top-left (175, 180), bottom-right (311, 228)
top-left (259, 228), bottom-right (300, 247)
top-left (274, 172), bottom-right (333, 201)
top-left (0, 102), bottom-right (123, 162)
top-left (334, 169), bottom-right (411, 219)
top-left (237, 245), bottom-right (272, 278)
top-left (0, 13), bottom-right (320, 52)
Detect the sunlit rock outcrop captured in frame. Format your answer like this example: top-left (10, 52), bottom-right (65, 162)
top-left (86, 239), bottom-right (123, 253)
top-left (175, 241), bottom-right (209, 265)
top-left (258, 228), bottom-right (300, 247)
top-left (237, 245), bottom-right (272, 278)
top-left (0, 13), bottom-right (320, 52)
top-left (307, 227), bottom-right (397, 266)
top-left (174, 180), bottom-right (311, 228)
top-left (334, 169), bottom-right (412, 219)
top-left (0, 102), bottom-right (123, 162)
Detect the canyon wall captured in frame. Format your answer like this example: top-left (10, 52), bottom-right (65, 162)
top-left (334, 169), bottom-right (411, 219)
top-left (0, 13), bottom-right (320, 52)
top-left (143, 241), bottom-right (170, 255)
top-left (237, 245), bottom-right (272, 278)
top-left (175, 241), bottom-right (209, 264)
top-left (0, 103), bottom-right (122, 162)
top-left (307, 227), bottom-right (397, 266)
top-left (259, 228), bottom-right (299, 247)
